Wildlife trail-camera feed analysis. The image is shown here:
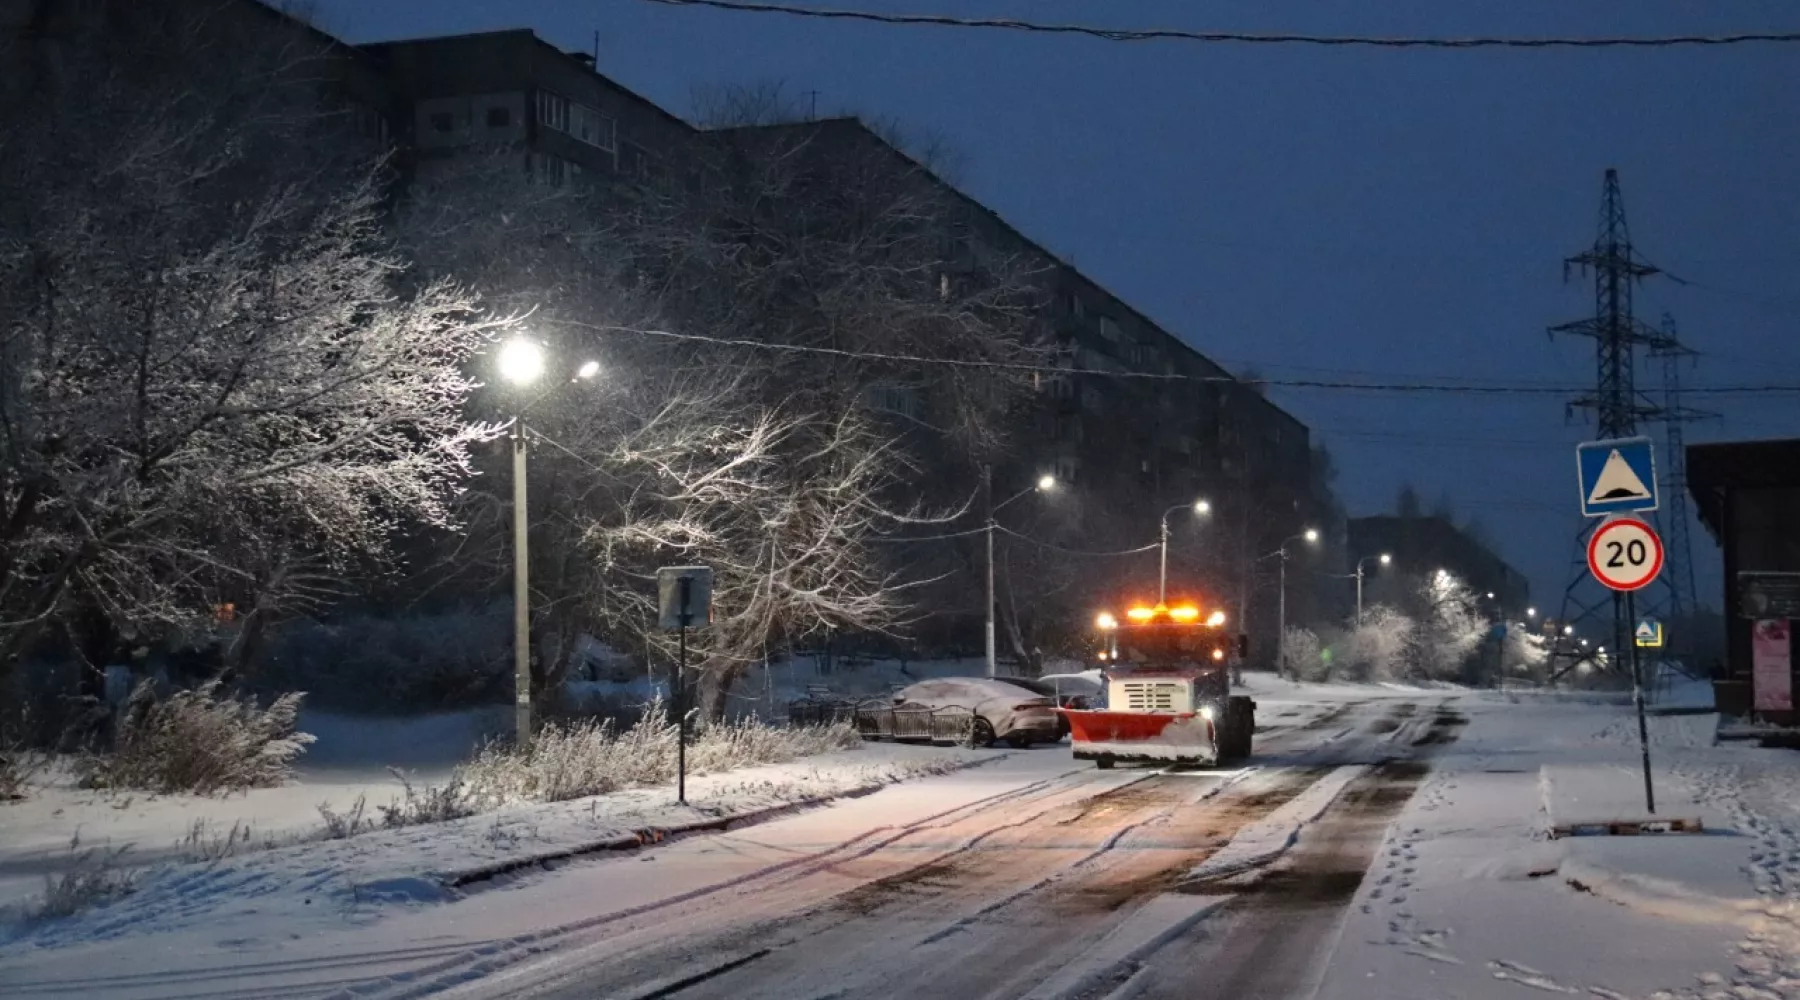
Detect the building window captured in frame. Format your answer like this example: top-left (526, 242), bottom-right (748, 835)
top-left (1070, 294), bottom-right (1085, 318)
top-left (487, 106), bottom-right (511, 129)
top-left (537, 90), bottom-right (570, 132)
top-left (570, 102), bottom-right (615, 151)
top-left (429, 111), bottom-right (455, 134)
top-left (352, 105), bottom-right (389, 143)
top-left (531, 154), bottom-right (581, 187)
top-left (1098, 316), bottom-right (1122, 342)
top-left (865, 383), bottom-right (923, 420)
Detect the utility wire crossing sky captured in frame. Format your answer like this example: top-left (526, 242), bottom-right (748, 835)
top-left (643, 0), bottom-right (1800, 49)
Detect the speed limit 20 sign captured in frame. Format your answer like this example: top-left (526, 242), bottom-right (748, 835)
top-left (1587, 517), bottom-right (1665, 592)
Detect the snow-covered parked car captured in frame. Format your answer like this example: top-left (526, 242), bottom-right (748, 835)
top-left (892, 678), bottom-right (1062, 748)
top-left (1010, 673), bottom-right (1104, 739)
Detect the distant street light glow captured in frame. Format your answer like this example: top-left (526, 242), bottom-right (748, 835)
top-left (1037, 474), bottom-right (1056, 491)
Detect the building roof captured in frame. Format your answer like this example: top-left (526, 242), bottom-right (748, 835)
top-left (711, 116), bottom-right (1306, 436)
top-left (1687, 437), bottom-right (1800, 539)
top-left (355, 27), bottom-right (694, 132)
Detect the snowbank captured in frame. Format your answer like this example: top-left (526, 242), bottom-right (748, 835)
top-left (0, 741), bottom-right (991, 951)
top-left (1309, 694), bottom-right (1800, 1000)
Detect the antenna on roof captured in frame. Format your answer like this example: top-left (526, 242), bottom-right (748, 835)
top-left (593, 29), bottom-right (600, 66)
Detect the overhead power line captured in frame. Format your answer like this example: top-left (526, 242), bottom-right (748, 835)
top-left (643, 0), bottom-right (1800, 49)
top-left (557, 320), bottom-right (1800, 397)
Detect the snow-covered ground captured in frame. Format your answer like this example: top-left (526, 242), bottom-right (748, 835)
top-left (9, 670), bottom-right (1769, 1000)
top-left (0, 707), bottom-right (508, 912)
top-left (1313, 679), bottom-right (1800, 1000)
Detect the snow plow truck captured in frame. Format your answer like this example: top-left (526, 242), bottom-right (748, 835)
top-left (1059, 601), bottom-right (1254, 769)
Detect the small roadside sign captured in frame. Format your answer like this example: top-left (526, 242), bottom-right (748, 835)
top-left (657, 566), bottom-right (714, 631)
top-left (1634, 619), bottom-right (1664, 648)
top-left (1577, 437), bottom-right (1658, 518)
top-left (1587, 517), bottom-right (1664, 592)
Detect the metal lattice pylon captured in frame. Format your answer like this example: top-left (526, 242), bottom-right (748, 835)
top-left (1547, 169), bottom-right (1682, 680)
top-left (1650, 314), bottom-right (1717, 669)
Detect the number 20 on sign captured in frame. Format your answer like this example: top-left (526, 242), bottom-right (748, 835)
top-left (1587, 517), bottom-right (1665, 592)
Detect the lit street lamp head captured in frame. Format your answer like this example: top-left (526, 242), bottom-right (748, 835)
top-left (1194, 499), bottom-right (1211, 515)
top-left (1036, 474), bottom-right (1056, 492)
top-left (498, 339), bottom-right (545, 385)
top-left (1379, 553), bottom-right (1392, 565)
top-left (1303, 528), bottom-right (1320, 543)
top-left (576, 360), bottom-right (601, 380)
top-left (1527, 607), bottom-right (1538, 617)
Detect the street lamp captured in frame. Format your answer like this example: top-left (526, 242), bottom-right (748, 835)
top-left (1564, 624), bottom-right (1575, 636)
top-left (985, 469), bottom-right (1055, 678)
top-left (1265, 528), bottom-right (1320, 680)
top-left (1158, 498), bottom-right (1212, 604)
top-left (499, 337), bottom-right (599, 744)
top-left (1353, 552), bottom-right (1392, 625)
top-left (1527, 607), bottom-right (1538, 618)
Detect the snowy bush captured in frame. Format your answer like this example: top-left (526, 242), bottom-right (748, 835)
top-left (457, 698), bottom-right (861, 808)
top-left (1281, 627), bottom-right (1326, 681)
top-left (76, 681), bottom-right (314, 796)
top-left (31, 844), bottom-right (135, 922)
top-left (1340, 606), bottom-right (1417, 682)
top-left (377, 769), bottom-right (476, 829)
top-left (258, 609), bottom-right (509, 712)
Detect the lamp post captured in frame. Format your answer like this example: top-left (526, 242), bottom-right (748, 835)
top-left (497, 338), bottom-right (599, 744)
top-left (1354, 552), bottom-right (1392, 625)
top-left (1264, 528), bottom-right (1320, 680)
top-left (1158, 498), bottom-right (1211, 604)
top-left (985, 468), bottom-right (1055, 678)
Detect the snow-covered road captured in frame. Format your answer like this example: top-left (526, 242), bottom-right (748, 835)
top-left (430, 696), bottom-right (1448, 1000)
top-left (18, 681), bottom-right (1782, 1000)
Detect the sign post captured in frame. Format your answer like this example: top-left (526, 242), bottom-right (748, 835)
top-left (1586, 515), bottom-right (1665, 815)
top-left (657, 566), bottom-right (714, 805)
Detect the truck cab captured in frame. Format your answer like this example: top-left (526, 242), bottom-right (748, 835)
top-left (1063, 602), bottom-right (1254, 768)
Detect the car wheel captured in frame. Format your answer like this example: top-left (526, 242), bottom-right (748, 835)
top-left (969, 717), bottom-right (997, 748)
top-left (1005, 733), bottom-right (1031, 749)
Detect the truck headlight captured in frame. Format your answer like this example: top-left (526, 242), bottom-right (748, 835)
top-left (1199, 705), bottom-right (1215, 721)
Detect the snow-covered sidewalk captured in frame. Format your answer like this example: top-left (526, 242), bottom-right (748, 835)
top-left (1315, 685), bottom-right (1800, 1000)
top-left (0, 740), bottom-right (989, 953)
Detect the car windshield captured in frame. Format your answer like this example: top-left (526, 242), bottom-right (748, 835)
top-left (1114, 624), bottom-right (1216, 665)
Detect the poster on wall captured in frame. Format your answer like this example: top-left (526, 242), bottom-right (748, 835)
top-left (1753, 619), bottom-right (1793, 712)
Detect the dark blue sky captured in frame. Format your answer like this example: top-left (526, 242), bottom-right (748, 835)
top-left (310, 0), bottom-right (1799, 613)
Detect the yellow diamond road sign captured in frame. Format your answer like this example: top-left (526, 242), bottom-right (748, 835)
top-left (1634, 619), bottom-right (1664, 648)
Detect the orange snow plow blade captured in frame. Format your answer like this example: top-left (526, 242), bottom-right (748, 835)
top-left (1059, 709), bottom-right (1218, 764)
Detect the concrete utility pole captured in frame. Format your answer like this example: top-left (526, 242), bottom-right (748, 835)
top-left (1266, 529), bottom-right (1320, 680)
top-left (985, 467), bottom-right (1055, 679)
top-left (1158, 499), bottom-right (1210, 605)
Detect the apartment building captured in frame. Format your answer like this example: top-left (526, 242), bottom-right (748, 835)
top-left (357, 29), bottom-right (694, 186)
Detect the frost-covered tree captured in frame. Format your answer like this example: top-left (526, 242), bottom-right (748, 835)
top-left (1501, 624), bottom-right (1549, 684)
top-left (391, 145), bottom-right (957, 714)
top-left (1406, 571), bottom-right (1487, 681)
top-left (0, 7), bottom-right (502, 675)
top-left (1282, 625), bottom-right (1325, 681)
top-left (1340, 605), bottom-right (1416, 682)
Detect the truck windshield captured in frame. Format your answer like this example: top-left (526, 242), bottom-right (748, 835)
top-left (1114, 625), bottom-right (1216, 664)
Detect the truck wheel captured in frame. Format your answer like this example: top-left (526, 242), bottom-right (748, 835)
top-left (1095, 756), bottom-right (1115, 769)
top-left (1221, 697), bottom-right (1255, 762)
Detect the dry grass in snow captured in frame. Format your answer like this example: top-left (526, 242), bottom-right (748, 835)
top-left (75, 682), bottom-right (314, 796)
top-left (458, 699), bottom-right (862, 808)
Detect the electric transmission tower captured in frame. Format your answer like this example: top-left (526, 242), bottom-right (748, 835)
top-left (1651, 313), bottom-right (1716, 672)
top-left (1547, 169), bottom-right (1681, 680)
